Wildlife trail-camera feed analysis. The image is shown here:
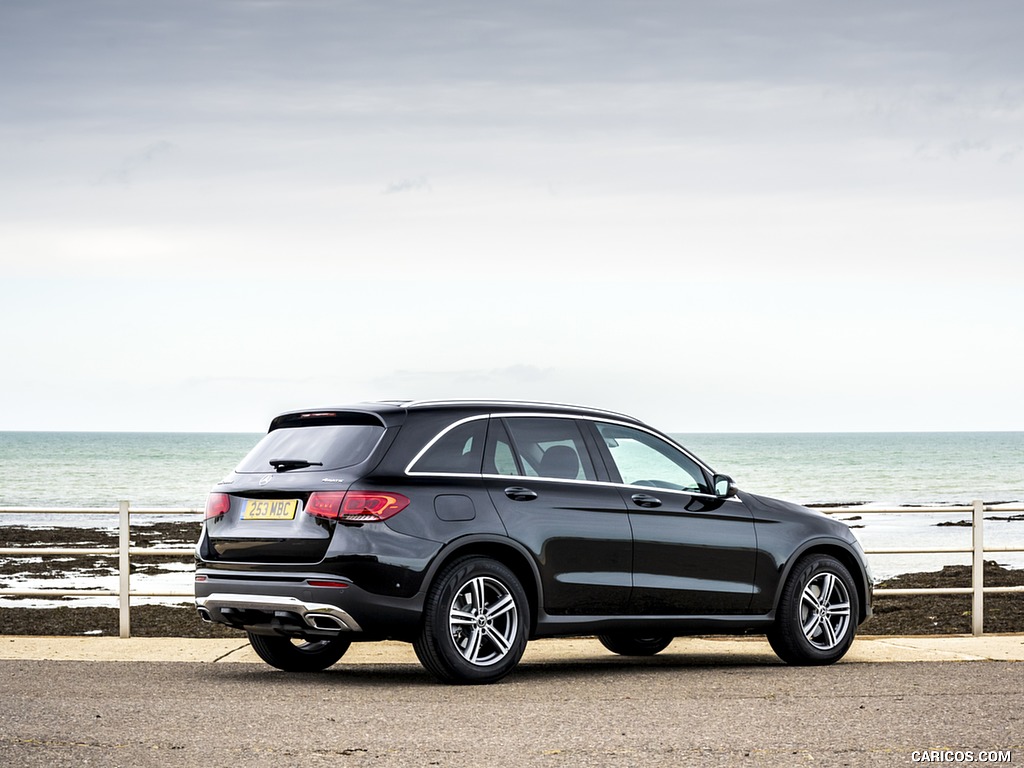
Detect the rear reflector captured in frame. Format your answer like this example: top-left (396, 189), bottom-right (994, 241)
top-left (306, 580), bottom-right (350, 588)
top-left (306, 491), bottom-right (410, 522)
top-left (205, 493), bottom-right (231, 520)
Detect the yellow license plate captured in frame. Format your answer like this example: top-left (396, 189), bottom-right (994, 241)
top-left (242, 499), bottom-right (298, 520)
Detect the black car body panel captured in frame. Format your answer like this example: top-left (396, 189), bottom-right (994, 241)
top-left (739, 491), bottom-right (872, 616)
top-left (195, 400), bottom-right (873, 680)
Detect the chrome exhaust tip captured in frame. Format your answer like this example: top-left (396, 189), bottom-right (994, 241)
top-left (305, 613), bottom-right (345, 630)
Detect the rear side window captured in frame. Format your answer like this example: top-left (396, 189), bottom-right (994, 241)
top-left (236, 425), bottom-right (384, 473)
top-left (502, 417), bottom-right (597, 481)
top-left (409, 419), bottom-right (486, 474)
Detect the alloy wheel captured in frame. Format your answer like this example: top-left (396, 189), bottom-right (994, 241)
top-left (799, 571), bottom-right (852, 651)
top-left (448, 575), bottom-right (519, 666)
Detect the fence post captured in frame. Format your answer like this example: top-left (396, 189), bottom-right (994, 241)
top-left (972, 499), bottom-right (984, 637)
top-left (119, 500), bottom-right (131, 639)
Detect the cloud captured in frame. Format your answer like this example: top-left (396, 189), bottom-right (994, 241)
top-left (998, 145), bottom-right (1023, 165)
top-left (1, 1), bottom-right (1023, 432)
top-left (95, 140), bottom-right (175, 185)
top-left (383, 176), bottom-right (431, 195)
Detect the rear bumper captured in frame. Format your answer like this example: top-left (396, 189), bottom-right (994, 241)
top-left (196, 593), bottom-right (363, 633)
top-left (194, 568), bottom-right (426, 639)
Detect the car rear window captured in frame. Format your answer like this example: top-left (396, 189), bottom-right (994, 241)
top-left (235, 425), bottom-right (385, 473)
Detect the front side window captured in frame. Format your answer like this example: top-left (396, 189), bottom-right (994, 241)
top-left (596, 423), bottom-right (709, 493)
top-left (502, 417), bottom-right (597, 481)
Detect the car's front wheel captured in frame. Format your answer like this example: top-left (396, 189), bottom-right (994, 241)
top-left (247, 634), bottom-right (351, 672)
top-left (414, 557), bottom-right (529, 685)
top-left (597, 634), bottom-right (673, 656)
top-left (767, 553), bottom-right (859, 665)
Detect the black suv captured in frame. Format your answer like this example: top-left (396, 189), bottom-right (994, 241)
top-left (195, 400), bottom-right (872, 684)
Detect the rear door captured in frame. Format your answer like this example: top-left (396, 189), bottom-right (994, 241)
top-left (482, 416), bottom-right (633, 616)
top-left (588, 421), bottom-right (757, 615)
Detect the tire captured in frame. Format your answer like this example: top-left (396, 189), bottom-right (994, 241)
top-left (247, 633), bottom-right (351, 672)
top-left (767, 554), bottom-right (859, 666)
top-left (597, 634), bottom-right (673, 656)
top-left (413, 557), bottom-right (529, 685)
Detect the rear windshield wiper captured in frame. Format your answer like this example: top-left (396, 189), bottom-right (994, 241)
top-left (269, 458), bottom-right (324, 472)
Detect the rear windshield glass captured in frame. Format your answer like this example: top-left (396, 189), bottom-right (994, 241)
top-left (235, 425), bottom-right (385, 473)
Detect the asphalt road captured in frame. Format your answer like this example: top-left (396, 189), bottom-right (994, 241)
top-left (2, 658), bottom-right (1022, 767)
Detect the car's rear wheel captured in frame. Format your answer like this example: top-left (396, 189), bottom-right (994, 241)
top-left (598, 634), bottom-right (673, 656)
top-left (414, 557), bottom-right (528, 685)
top-left (247, 633), bottom-right (351, 672)
top-left (767, 553), bottom-right (858, 665)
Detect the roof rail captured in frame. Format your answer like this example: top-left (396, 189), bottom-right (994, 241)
top-left (396, 398), bottom-right (638, 421)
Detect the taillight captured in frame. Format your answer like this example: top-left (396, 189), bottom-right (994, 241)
top-left (306, 491), bottom-right (410, 522)
top-left (342, 491), bottom-right (410, 521)
top-left (306, 492), bottom-right (347, 518)
top-left (205, 493), bottom-right (231, 520)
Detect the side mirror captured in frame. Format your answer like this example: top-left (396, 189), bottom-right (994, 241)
top-left (713, 474), bottom-right (737, 499)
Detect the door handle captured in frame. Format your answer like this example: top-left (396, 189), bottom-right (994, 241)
top-left (504, 487), bottom-right (538, 502)
top-left (631, 493), bottom-right (662, 508)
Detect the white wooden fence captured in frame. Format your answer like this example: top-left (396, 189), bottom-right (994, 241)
top-left (0, 502), bottom-right (199, 637)
top-left (1, 500), bottom-right (1023, 638)
top-left (823, 501), bottom-right (1024, 635)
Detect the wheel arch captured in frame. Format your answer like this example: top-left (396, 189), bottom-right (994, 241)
top-left (774, 540), bottom-right (872, 624)
top-left (423, 535), bottom-right (543, 637)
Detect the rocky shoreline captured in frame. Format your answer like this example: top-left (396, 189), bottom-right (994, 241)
top-left (2, 521), bottom-right (1023, 638)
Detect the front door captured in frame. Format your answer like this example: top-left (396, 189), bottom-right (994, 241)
top-left (589, 421), bottom-right (757, 615)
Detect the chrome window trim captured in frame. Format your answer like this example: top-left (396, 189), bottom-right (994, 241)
top-left (477, 472), bottom-right (740, 503)
top-left (405, 414), bottom-right (490, 475)
top-left (405, 466), bottom-right (742, 503)
top-left (405, 412), bottom-right (720, 489)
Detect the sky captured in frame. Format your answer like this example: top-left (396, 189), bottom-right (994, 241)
top-left (1, 0), bottom-right (1022, 433)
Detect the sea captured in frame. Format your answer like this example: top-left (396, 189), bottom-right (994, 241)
top-left (1, 431), bottom-right (1023, 606)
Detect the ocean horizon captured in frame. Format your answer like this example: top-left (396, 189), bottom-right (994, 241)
top-left (2, 430), bottom-right (1024, 585)
top-left (1, 430), bottom-right (1022, 598)
top-left (0, 429), bottom-right (1021, 509)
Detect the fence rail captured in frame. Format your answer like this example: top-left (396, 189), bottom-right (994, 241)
top-left (823, 500), bottom-right (1024, 635)
top-left (0, 502), bottom-right (200, 637)
top-left (2, 500), bottom-right (1023, 638)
